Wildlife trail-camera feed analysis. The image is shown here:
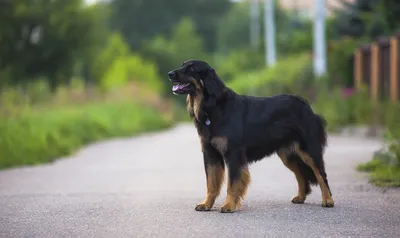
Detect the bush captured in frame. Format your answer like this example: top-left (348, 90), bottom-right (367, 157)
top-left (91, 33), bottom-right (163, 94)
top-left (101, 53), bottom-right (162, 93)
top-left (356, 101), bottom-right (400, 187)
top-left (214, 48), bottom-right (265, 82)
top-left (140, 17), bottom-right (210, 96)
top-left (228, 53), bottom-right (313, 96)
top-left (326, 37), bottom-right (364, 87)
top-left (357, 148), bottom-right (400, 187)
top-left (357, 159), bottom-right (400, 187)
top-left (0, 101), bottom-right (172, 169)
top-left (311, 84), bottom-right (374, 131)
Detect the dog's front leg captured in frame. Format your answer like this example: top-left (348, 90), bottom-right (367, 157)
top-left (195, 143), bottom-right (225, 211)
top-left (220, 149), bottom-right (251, 213)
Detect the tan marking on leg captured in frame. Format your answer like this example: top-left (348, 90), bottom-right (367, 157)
top-left (195, 163), bottom-right (225, 211)
top-left (296, 150), bottom-right (334, 208)
top-left (211, 137), bottom-right (228, 154)
top-left (220, 167), bottom-right (251, 213)
top-left (278, 152), bottom-right (307, 204)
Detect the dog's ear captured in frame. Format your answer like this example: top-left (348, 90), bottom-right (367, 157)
top-left (203, 69), bottom-right (222, 97)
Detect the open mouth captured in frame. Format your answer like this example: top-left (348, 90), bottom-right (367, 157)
top-left (172, 82), bottom-right (194, 95)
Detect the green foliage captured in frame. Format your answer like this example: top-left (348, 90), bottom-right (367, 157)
top-left (216, 1), bottom-right (255, 54)
top-left (101, 54), bottom-right (162, 93)
top-left (0, 101), bottom-right (171, 169)
top-left (0, 0), bottom-right (107, 89)
top-left (327, 37), bottom-right (364, 87)
top-left (216, 0), bottom-right (314, 56)
top-left (382, 103), bottom-right (400, 138)
top-left (282, 28), bottom-right (313, 55)
top-left (311, 87), bottom-right (350, 131)
top-left (356, 101), bottom-right (400, 187)
top-left (91, 33), bottom-right (130, 84)
top-left (214, 48), bottom-right (265, 82)
top-left (141, 17), bottom-right (209, 95)
top-left (0, 66), bottom-right (13, 89)
top-left (90, 33), bottom-right (163, 93)
top-left (311, 84), bottom-right (374, 131)
top-left (330, 0), bottom-right (400, 40)
top-left (228, 53), bottom-right (313, 96)
top-left (369, 166), bottom-right (400, 187)
top-left (357, 159), bottom-right (383, 172)
top-left (357, 157), bottom-right (400, 187)
top-left (109, 0), bottom-right (232, 52)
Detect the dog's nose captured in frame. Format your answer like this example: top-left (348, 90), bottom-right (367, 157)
top-left (167, 71), bottom-right (176, 79)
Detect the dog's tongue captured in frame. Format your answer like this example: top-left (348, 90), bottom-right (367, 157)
top-left (172, 84), bottom-right (185, 91)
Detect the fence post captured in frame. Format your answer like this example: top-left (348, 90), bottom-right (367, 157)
top-left (354, 49), bottom-right (363, 89)
top-left (390, 36), bottom-right (399, 102)
top-left (370, 43), bottom-right (380, 102)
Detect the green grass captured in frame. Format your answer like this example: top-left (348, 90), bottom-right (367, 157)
top-left (357, 159), bottom-right (400, 187)
top-left (0, 101), bottom-right (172, 169)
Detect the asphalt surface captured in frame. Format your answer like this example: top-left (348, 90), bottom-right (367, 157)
top-left (1, 123), bottom-right (399, 238)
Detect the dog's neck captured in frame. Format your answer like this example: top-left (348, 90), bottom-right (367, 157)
top-left (186, 88), bottom-right (231, 126)
top-left (186, 93), bottom-right (206, 125)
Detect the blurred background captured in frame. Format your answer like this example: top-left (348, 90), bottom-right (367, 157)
top-left (0, 0), bottom-right (399, 186)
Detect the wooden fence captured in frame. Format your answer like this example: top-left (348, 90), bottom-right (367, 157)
top-left (353, 33), bottom-right (400, 102)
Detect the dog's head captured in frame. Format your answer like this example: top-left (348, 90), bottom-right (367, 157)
top-left (167, 59), bottom-right (225, 96)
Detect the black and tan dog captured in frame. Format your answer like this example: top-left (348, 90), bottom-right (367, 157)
top-left (167, 59), bottom-right (334, 213)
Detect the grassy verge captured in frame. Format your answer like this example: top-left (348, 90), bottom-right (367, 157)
top-left (357, 129), bottom-right (400, 187)
top-left (357, 159), bottom-right (400, 187)
top-left (0, 101), bottom-right (172, 170)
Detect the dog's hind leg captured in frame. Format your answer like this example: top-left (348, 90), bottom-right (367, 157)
top-left (220, 149), bottom-right (251, 213)
top-left (277, 152), bottom-right (311, 204)
top-left (195, 143), bottom-right (225, 212)
top-left (296, 149), bottom-right (334, 208)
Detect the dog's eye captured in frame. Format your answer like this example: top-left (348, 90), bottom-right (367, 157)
top-left (190, 67), bottom-right (195, 72)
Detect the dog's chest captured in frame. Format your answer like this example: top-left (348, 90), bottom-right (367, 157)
top-left (210, 136), bottom-right (228, 154)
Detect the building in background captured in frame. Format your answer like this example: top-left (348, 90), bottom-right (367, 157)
top-left (278, 0), bottom-right (355, 18)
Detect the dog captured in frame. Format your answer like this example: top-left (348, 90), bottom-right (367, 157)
top-left (167, 59), bottom-right (334, 213)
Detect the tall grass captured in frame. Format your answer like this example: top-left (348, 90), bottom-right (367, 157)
top-left (0, 81), bottom-right (174, 169)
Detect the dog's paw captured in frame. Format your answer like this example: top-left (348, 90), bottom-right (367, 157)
top-left (321, 198), bottom-right (334, 208)
top-left (291, 196), bottom-right (305, 204)
top-left (220, 203), bottom-right (237, 213)
top-left (195, 203), bottom-right (212, 211)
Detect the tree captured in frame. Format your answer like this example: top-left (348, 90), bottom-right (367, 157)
top-left (330, 0), bottom-right (400, 40)
top-left (216, 0), bottom-right (312, 56)
top-left (108, 0), bottom-right (232, 53)
top-left (140, 17), bottom-right (208, 96)
top-left (0, 0), bottom-right (107, 90)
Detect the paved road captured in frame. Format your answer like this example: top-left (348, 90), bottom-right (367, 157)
top-left (1, 123), bottom-right (399, 238)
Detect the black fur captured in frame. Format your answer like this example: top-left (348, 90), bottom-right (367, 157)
top-left (167, 59), bottom-right (332, 207)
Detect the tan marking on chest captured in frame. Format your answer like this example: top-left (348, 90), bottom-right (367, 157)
top-left (186, 95), bottom-right (193, 116)
top-left (187, 94), bottom-right (203, 121)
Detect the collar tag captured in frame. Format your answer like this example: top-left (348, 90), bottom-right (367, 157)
top-left (205, 118), bottom-right (211, 126)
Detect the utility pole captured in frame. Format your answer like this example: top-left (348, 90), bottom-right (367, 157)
top-left (264, 0), bottom-right (276, 66)
top-left (250, 0), bottom-right (260, 49)
top-left (313, 0), bottom-right (327, 77)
